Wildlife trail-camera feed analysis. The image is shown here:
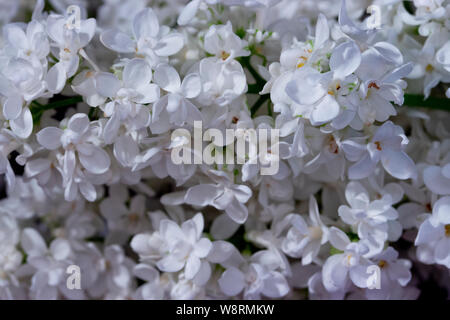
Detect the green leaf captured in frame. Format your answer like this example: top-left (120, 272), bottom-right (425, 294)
top-left (403, 94), bottom-right (450, 111)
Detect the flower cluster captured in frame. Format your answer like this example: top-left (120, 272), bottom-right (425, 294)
top-left (0, 0), bottom-right (449, 300)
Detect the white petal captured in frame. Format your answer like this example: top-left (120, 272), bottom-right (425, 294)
top-left (64, 178), bottom-right (78, 202)
top-left (193, 260), bottom-right (211, 286)
top-left (79, 18), bottom-right (97, 46)
top-left (328, 227), bottom-right (350, 251)
top-left (191, 213), bottom-right (204, 239)
top-left (3, 95), bottom-right (22, 120)
top-left (415, 219), bottom-right (442, 245)
top-left (322, 254), bottom-right (348, 292)
top-left (434, 238), bottom-right (450, 267)
top-left (330, 40), bottom-right (361, 79)
top-left (154, 33), bottom-right (184, 57)
top-left (224, 197), bottom-right (248, 224)
top-left (218, 267), bottom-right (245, 296)
top-left (314, 13), bottom-right (329, 49)
top-left (177, 0), bottom-right (201, 25)
top-left (100, 30), bottom-right (135, 53)
top-left (156, 255), bottom-right (185, 273)
top-left (349, 264), bottom-right (370, 288)
top-left (373, 42), bottom-right (403, 65)
top-left (185, 255), bottom-right (201, 279)
top-left (232, 184), bottom-right (252, 203)
top-left (185, 184), bottom-right (221, 206)
top-left (381, 148), bottom-right (416, 180)
top-left (135, 84), bottom-right (160, 104)
top-left (154, 64), bottom-right (181, 93)
top-left (194, 238), bottom-right (212, 258)
top-left (262, 272), bottom-right (290, 298)
top-left (433, 197), bottom-right (450, 225)
top-left (10, 107), bottom-right (33, 139)
top-left (78, 145), bottom-right (111, 174)
top-left (103, 112), bottom-right (120, 145)
top-left (181, 73), bottom-right (202, 99)
top-left (310, 94), bottom-right (340, 124)
top-left (4, 25), bottom-right (27, 49)
top-left (159, 219), bottom-right (183, 243)
top-left (113, 135), bottom-right (139, 168)
top-left (123, 58), bottom-right (152, 89)
top-left (285, 69), bottom-right (326, 105)
top-left (348, 153), bottom-right (377, 180)
top-left (21, 228), bottom-right (47, 257)
top-left (95, 72), bottom-right (121, 98)
top-left (167, 93), bottom-right (181, 113)
top-left (25, 158), bottom-right (51, 177)
top-left (100, 29), bottom-right (135, 53)
top-left (46, 63), bottom-right (66, 93)
top-left (207, 240), bottom-right (236, 263)
top-left (134, 264), bottom-right (159, 282)
top-left (36, 127), bottom-right (63, 150)
top-left (79, 181), bottom-right (97, 202)
top-left (68, 113), bottom-right (89, 134)
top-left (423, 166), bottom-right (450, 195)
top-left (210, 213), bottom-right (240, 240)
top-left (50, 238), bottom-right (71, 261)
top-left (133, 8), bottom-right (159, 40)
top-left (64, 149), bottom-right (76, 180)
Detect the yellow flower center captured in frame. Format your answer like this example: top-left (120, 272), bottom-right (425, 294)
top-left (221, 51), bottom-right (230, 61)
top-left (445, 225), bottom-right (450, 237)
top-left (374, 141), bottom-right (382, 151)
top-left (308, 226), bottom-right (323, 240)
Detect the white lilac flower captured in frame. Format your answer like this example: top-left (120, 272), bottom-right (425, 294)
top-left (203, 21), bottom-right (250, 63)
top-left (36, 113), bottom-right (111, 201)
top-left (78, 244), bottom-right (136, 299)
top-left (281, 196), bottom-right (329, 264)
top-left (0, 214), bottom-right (22, 299)
top-left (21, 228), bottom-right (79, 299)
top-left (218, 249), bottom-right (290, 299)
top-left (424, 163), bottom-right (450, 195)
top-left (131, 131), bottom-right (197, 185)
top-left (0, 127), bottom-right (20, 188)
top-left (342, 121), bottom-right (417, 180)
top-left (94, 58), bottom-right (159, 144)
top-left (132, 213), bottom-right (213, 285)
top-left (150, 63), bottom-right (202, 133)
top-left (100, 8), bottom-right (184, 67)
top-left (45, 12), bottom-right (96, 93)
top-left (0, 58), bottom-right (44, 138)
top-left (364, 247), bottom-right (412, 299)
top-left (285, 40), bottom-right (361, 125)
top-left (0, 0), bottom-right (448, 301)
top-left (415, 196), bottom-right (450, 268)
top-left (100, 193), bottom-right (151, 239)
top-left (322, 227), bottom-right (372, 292)
top-left (184, 170), bottom-right (252, 224)
top-left (195, 57), bottom-right (247, 107)
top-left (338, 181), bottom-right (401, 256)
top-left (2, 21), bottom-right (49, 69)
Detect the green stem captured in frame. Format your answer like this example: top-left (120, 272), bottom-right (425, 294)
top-left (238, 55), bottom-right (272, 118)
top-left (32, 96), bottom-right (83, 111)
top-left (88, 107), bottom-right (99, 120)
top-left (238, 56), bottom-right (265, 85)
top-left (251, 95), bottom-right (269, 117)
top-left (30, 96), bottom-right (83, 124)
top-left (247, 84), bottom-right (261, 94)
top-left (403, 94), bottom-right (450, 111)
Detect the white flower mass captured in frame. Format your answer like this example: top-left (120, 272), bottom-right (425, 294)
top-left (0, 0), bottom-right (449, 300)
